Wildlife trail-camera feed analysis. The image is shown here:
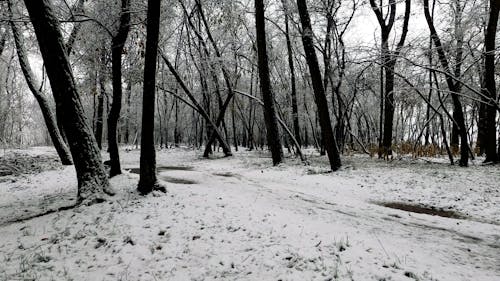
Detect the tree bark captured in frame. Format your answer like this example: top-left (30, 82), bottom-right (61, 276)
top-left (95, 65), bottom-right (105, 150)
top-left (24, 0), bottom-right (112, 204)
top-left (482, 0), bottom-right (499, 163)
top-left (0, 25), bottom-right (7, 57)
top-left (138, 0), bottom-right (164, 194)
top-left (297, 0), bottom-right (341, 171)
top-left (108, 0), bottom-right (131, 177)
top-left (255, 0), bottom-right (284, 165)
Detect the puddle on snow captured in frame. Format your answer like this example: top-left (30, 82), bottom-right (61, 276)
top-left (127, 166), bottom-right (194, 174)
top-left (160, 176), bottom-right (197, 185)
top-left (378, 202), bottom-right (464, 219)
top-left (213, 172), bottom-right (237, 178)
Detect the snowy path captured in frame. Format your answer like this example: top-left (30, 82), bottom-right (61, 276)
top-left (0, 148), bottom-right (499, 280)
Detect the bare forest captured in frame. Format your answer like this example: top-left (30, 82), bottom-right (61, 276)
top-left (0, 0), bottom-right (499, 280)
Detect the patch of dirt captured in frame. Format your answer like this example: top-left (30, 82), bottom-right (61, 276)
top-left (127, 166), bottom-right (194, 174)
top-left (160, 176), bottom-right (197, 185)
top-left (378, 202), bottom-right (464, 219)
top-left (213, 172), bottom-right (237, 178)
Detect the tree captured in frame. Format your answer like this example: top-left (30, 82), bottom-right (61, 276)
top-left (8, 0), bottom-right (73, 165)
top-left (24, 0), bottom-right (114, 204)
top-left (255, 0), bottom-right (284, 165)
top-left (297, 0), bottom-right (341, 171)
top-left (423, 0), bottom-right (469, 166)
top-left (138, 0), bottom-right (165, 194)
top-left (370, 0), bottom-right (411, 158)
top-left (482, 0), bottom-right (499, 163)
top-left (95, 49), bottom-right (106, 150)
top-left (0, 24), bottom-right (7, 57)
top-left (282, 0), bottom-right (301, 147)
top-left (108, 0), bottom-right (131, 177)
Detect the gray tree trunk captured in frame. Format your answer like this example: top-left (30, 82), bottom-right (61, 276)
top-left (108, 0), bottom-right (131, 177)
top-left (24, 0), bottom-right (113, 204)
top-left (255, 0), bottom-right (283, 165)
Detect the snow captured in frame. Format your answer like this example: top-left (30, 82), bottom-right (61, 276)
top-left (0, 147), bottom-right (499, 281)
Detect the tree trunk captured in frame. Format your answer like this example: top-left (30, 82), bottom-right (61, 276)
top-left (283, 2), bottom-right (301, 147)
top-left (0, 28), bottom-right (7, 56)
top-left (124, 74), bottom-right (132, 144)
top-left (138, 0), bottom-right (164, 194)
top-left (255, 0), bottom-right (284, 166)
top-left (108, 0), bottom-right (131, 177)
top-left (191, 0), bottom-right (234, 158)
top-left (423, 0), bottom-right (468, 166)
top-left (482, 0), bottom-right (499, 163)
top-left (161, 54), bottom-right (232, 156)
top-left (382, 58), bottom-right (396, 156)
top-left (8, 0), bottom-right (72, 165)
top-left (24, 0), bottom-right (112, 204)
top-left (297, 0), bottom-right (341, 171)
top-left (95, 82), bottom-right (105, 150)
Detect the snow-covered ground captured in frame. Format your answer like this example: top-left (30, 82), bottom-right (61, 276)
top-left (0, 147), bottom-right (499, 281)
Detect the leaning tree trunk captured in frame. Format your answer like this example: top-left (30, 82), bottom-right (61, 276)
top-left (423, 0), bottom-right (468, 166)
top-left (108, 0), bottom-right (131, 177)
top-left (24, 0), bottom-right (112, 204)
top-left (138, 0), bottom-right (164, 194)
top-left (255, 0), bottom-right (283, 165)
top-left (297, 0), bottom-right (341, 171)
top-left (191, 0), bottom-right (234, 158)
top-left (483, 0), bottom-right (499, 163)
top-left (8, 0), bottom-right (72, 165)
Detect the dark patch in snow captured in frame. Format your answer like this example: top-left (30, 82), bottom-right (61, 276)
top-left (161, 176), bottom-right (197, 185)
top-left (378, 202), bottom-right (464, 219)
top-left (127, 166), bottom-right (194, 174)
top-left (213, 172), bottom-right (237, 178)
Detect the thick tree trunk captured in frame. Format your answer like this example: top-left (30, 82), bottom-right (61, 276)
top-left (370, 0), bottom-right (396, 158)
top-left (383, 0), bottom-right (411, 156)
top-left (255, 0), bottom-right (284, 165)
top-left (8, 0), bottom-right (72, 165)
top-left (108, 0), bottom-right (131, 177)
top-left (297, 0), bottom-right (341, 171)
top-left (24, 0), bottom-right (112, 204)
top-left (483, 0), bottom-right (499, 163)
top-left (138, 0), bottom-right (164, 194)
top-left (0, 29), bottom-right (7, 56)
top-left (382, 58), bottom-right (396, 156)
top-left (371, 0), bottom-right (410, 157)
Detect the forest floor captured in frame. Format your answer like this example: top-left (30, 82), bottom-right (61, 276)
top-left (0, 146), bottom-right (499, 281)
